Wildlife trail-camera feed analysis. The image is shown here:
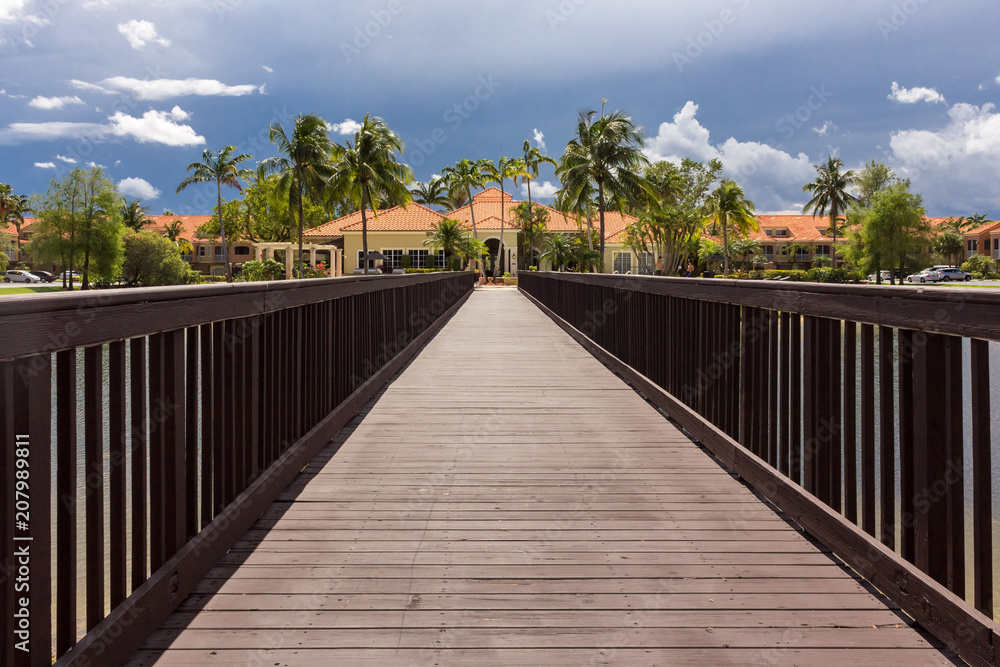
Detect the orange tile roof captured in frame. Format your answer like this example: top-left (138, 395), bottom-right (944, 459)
top-left (143, 215), bottom-right (212, 241)
top-left (964, 220), bottom-right (1000, 236)
top-left (305, 204), bottom-right (446, 237)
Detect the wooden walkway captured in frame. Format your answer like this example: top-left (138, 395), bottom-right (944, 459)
top-left (130, 289), bottom-right (952, 666)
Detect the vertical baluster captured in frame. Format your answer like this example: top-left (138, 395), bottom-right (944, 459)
top-left (861, 324), bottom-right (876, 537)
top-left (130, 338), bottom-right (147, 591)
top-left (944, 335), bottom-right (965, 596)
top-left (789, 314), bottom-right (802, 484)
top-left (186, 328), bottom-right (199, 540)
top-left (108, 341), bottom-right (128, 607)
top-left (199, 325), bottom-right (213, 528)
top-left (878, 326), bottom-right (895, 549)
top-left (56, 349), bottom-right (77, 655)
top-left (802, 316), bottom-right (816, 494)
top-left (84, 345), bottom-right (104, 630)
top-left (779, 312), bottom-right (791, 477)
top-left (828, 318), bottom-right (842, 513)
top-left (843, 322), bottom-right (857, 523)
top-left (212, 322), bottom-right (226, 514)
top-left (971, 339), bottom-right (993, 617)
top-left (913, 333), bottom-right (948, 585)
top-left (898, 329), bottom-right (915, 561)
top-left (768, 311), bottom-right (779, 468)
top-left (249, 315), bottom-right (261, 482)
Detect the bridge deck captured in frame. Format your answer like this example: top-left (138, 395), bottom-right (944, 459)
top-left (130, 289), bottom-right (951, 666)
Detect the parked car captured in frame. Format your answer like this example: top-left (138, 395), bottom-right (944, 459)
top-left (936, 267), bottom-right (972, 282)
top-left (905, 269), bottom-right (944, 283)
top-left (29, 270), bottom-right (56, 283)
top-left (60, 271), bottom-right (82, 281)
top-left (4, 269), bottom-right (42, 283)
top-left (867, 270), bottom-right (892, 282)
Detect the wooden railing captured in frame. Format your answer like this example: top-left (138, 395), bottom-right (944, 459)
top-left (520, 271), bottom-right (1000, 666)
top-left (0, 273), bottom-right (473, 666)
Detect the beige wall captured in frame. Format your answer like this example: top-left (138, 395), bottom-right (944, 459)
top-left (343, 230), bottom-right (520, 272)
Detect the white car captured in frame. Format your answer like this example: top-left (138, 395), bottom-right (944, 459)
top-left (867, 270), bottom-right (892, 282)
top-left (936, 267), bottom-right (972, 282)
top-left (4, 269), bottom-right (41, 283)
top-left (905, 269), bottom-right (944, 283)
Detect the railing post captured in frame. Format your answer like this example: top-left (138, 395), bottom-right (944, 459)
top-left (913, 332), bottom-right (948, 585)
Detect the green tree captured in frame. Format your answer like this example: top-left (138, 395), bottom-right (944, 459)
top-left (441, 158), bottom-right (489, 238)
top-left (424, 219), bottom-right (468, 270)
top-left (557, 102), bottom-right (653, 268)
top-left (569, 237), bottom-right (602, 272)
top-left (121, 230), bottom-right (190, 286)
top-left (177, 145), bottom-right (253, 282)
top-left (32, 167), bottom-right (124, 289)
top-left (932, 232), bottom-right (965, 267)
top-left (803, 156), bottom-right (858, 268)
top-left (856, 160), bottom-right (895, 207)
top-left (541, 233), bottom-right (575, 271)
top-left (121, 199), bottom-right (152, 232)
top-left (731, 237), bottom-right (762, 272)
top-left (513, 201), bottom-right (548, 270)
top-left (410, 177), bottom-right (450, 209)
top-left (262, 114), bottom-right (333, 279)
top-left (0, 183), bottom-right (30, 258)
top-left (521, 139), bottom-right (557, 210)
top-left (481, 156), bottom-right (527, 278)
top-left (966, 212), bottom-right (991, 230)
top-left (853, 182), bottom-right (930, 285)
top-left (553, 181), bottom-right (598, 250)
top-left (704, 179), bottom-right (757, 276)
top-left (328, 114), bottom-right (413, 274)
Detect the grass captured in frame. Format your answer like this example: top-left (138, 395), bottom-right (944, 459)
top-left (0, 285), bottom-right (76, 294)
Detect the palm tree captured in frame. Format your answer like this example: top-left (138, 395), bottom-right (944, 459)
top-left (177, 146), bottom-right (253, 282)
top-left (481, 156), bottom-right (527, 279)
top-left (410, 177), bottom-right (450, 209)
top-left (522, 139), bottom-right (557, 211)
top-left (441, 158), bottom-right (489, 238)
top-left (514, 201), bottom-right (548, 269)
top-left (121, 199), bottom-right (151, 232)
top-left (0, 184), bottom-right (30, 258)
top-left (163, 219), bottom-right (184, 242)
top-left (557, 102), bottom-right (652, 269)
top-left (967, 212), bottom-right (990, 230)
top-left (262, 114), bottom-right (334, 278)
top-left (704, 179), bottom-right (758, 276)
top-left (803, 156), bottom-right (858, 268)
top-left (328, 114), bottom-right (413, 274)
top-left (541, 233), bottom-right (575, 272)
top-left (424, 219), bottom-right (467, 270)
top-left (554, 182), bottom-right (598, 251)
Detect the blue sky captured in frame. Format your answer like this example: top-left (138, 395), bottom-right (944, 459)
top-left (2, 0), bottom-right (999, 217)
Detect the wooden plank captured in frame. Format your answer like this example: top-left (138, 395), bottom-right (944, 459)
top-left (55, 350), bottom-right (77, 656)
top-left (108, 341), bottom-right (128, 608)
top-left (971, 339), bottom-right (993, 617)
top-left (130, 337), bottom-right (147, 590)
top-left (84, 345), bottom-right (104, 631)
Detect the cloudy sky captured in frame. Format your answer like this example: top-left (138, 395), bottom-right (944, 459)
top-left (1, 0), bottom-right (999, 216)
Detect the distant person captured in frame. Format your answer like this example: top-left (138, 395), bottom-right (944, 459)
top-left (655, 255), bottom-right (663, 276)
top-left (685, 262), bottom-right (694, 277)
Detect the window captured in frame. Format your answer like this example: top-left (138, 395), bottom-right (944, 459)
top-left (765, 230), bottom-right (773, 236)
top-left (613, 252), bottom-right (632, 274)
top-left (774, 229), bottom-right (788, 237)
top-left (636, 252), bottom-right (655, 275)
top-left (816, 245), bottom-right (831, 256)
top-left (795, 247), bottom-right (810, 261)
top-left (383, 249), bottom-right (403, 270)
top-left (764, 245), bottom-right (774, 261)
top-left (357, 250), bottom-right (368, 269)
top-left (198, 246), bottom-right (206, 257)
top-left (234, 246), bottom-right (251, 256)
top-left (427, 250), bottom-right (444, 269)
top-left (968, 239), bottom-right (979, 258)
top-left (994, 238), bottom-right (999, 259)
top-left (213, 246), bottom-right (225, 258)
top-left (409, 249), bottom-right (428, 268)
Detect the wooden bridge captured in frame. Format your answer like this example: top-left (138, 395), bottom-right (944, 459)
top-left (1, 273), bottom-right (998, 665)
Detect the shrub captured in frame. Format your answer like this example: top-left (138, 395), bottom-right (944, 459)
top-left (236, 259), bottom-right (284, 282)
top-left (805, 267), bottom-right (862, 284)
top-left (763, 270), bottom-right (808, 281)
top-left (401, 254), bottom-right (412, 270)
top-left (404, 268), bottom-right (439, 274)
top-left (962, 255), bottom-right (997, 279)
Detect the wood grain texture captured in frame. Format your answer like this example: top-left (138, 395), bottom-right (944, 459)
top-left (130, 290), bottom-right (951, 666)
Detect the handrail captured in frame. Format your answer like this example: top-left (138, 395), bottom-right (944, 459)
top-left (520, 272), bottom-right (1000, 667)
top-left (0, 273), bottom-right (473, 665)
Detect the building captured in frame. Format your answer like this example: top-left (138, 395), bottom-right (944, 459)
top-left (963, 221), bottom-right (1000, 261)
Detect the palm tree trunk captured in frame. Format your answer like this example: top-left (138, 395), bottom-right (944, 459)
top-left (494, 180), bottom-right (505, 280)
top-left (722, 221), bottom-right (730, 276)
top-left (585, 213), bottom-right (594, 251)
top-left (597, 181), bottom-right (606, 272)
top-left (361, 185), bottom-right (370, 274)
top-left (830, 211), bottom-right (837, 269)
top-left (218, 181), bottom-right (231, 282)
top-left (297, 181), bottom-right (305, 279)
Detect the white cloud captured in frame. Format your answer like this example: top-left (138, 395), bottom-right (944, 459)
top-left (889, 81), bottom-right (946, 105)
top-left (0, 106), bottom-right (203, 146)
top-left (108, 107), bottom-right (204, 146)
top-left (118, 177), bottom-right (161, 199)
top-left (34, 162), bottom-right (55, 169)
top-left (521, 180), bottom-right (559, 199)
top-left (87, 161), bottom-right (107, 169)
top-left (98, 76), bottom-right (259, 101)
top-left (812, 121), bottom-right (837, 137)
top-left (262, 65), bottom-right (273, 73)
top-left (28, 95), bottom-right (84, 110)
top-left (644, 101), bottom-right (815, 212)
top-left (532, 128), bottom-right (546, 151)
top-left (54, 154), bottom-right (76, 164)
top-left (0, 0), bottom-right (45, 25)
top-left (70, 80), bottom-right (114, 95)
top-left (890, 102), bottom-right (1000, 211)
top-left (329, 119), bottom-right (362, 135)
top-left (117, 20), bottom-right (171, 49)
